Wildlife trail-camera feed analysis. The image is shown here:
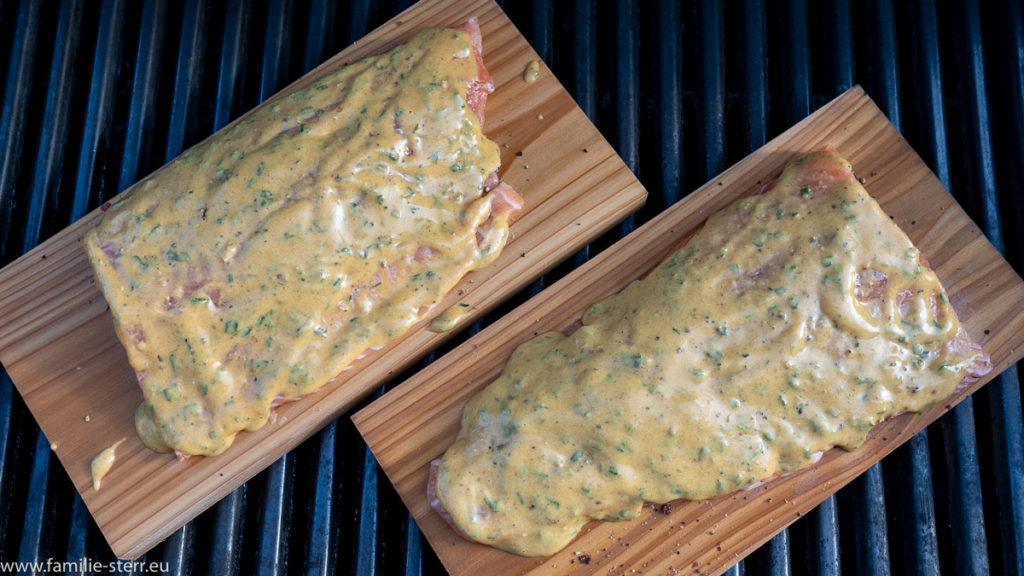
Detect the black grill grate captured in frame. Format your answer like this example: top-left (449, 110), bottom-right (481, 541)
top-left (1, 1), bottom-right (1022, 574)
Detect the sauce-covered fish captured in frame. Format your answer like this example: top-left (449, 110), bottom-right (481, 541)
top-left (430, 149), bottom-right (990, 557)
top-left (85, 19), bottom-right (522, 456)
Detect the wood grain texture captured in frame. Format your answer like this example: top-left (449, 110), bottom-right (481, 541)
top-left (0, 0), bottom-right (647, 560)
top-left (353, 86), bottom-right (1024, 576)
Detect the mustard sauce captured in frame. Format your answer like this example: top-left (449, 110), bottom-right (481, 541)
top-left (430, 303), bottom-right (473, 333)
top-left (91, 437), bottom-right (126, 491)
top-left (434, 150), bottom-right (989, 556)
top-left (84, 28), bottom-right (508, 456)
top-left (522, 60), bottom-right (540, 84)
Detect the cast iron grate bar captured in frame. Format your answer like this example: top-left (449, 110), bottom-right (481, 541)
top-left (68, 0), bottom-right (124, 222)
top-left (570, 0), bottom-right (595, 271)
top-left (952, 2), bottom-right (1024, 575)
top-left (116, 0), bottom-right (166, 194)
top-left (984, 4), bottom-right (1024, 548)
top-left (0, 0), bottom-right (42, 262)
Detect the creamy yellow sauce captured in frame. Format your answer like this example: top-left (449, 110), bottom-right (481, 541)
top-left (522, 60), bottom-right (540, 83)
top-left (434, 150), bottom-right (989, 556)
top-left (430, 303), bottom-right (473, 333)
top-left (91, 437), bottom-right (126, 491)
top-left (85, 28), bottom-right (508, 456)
